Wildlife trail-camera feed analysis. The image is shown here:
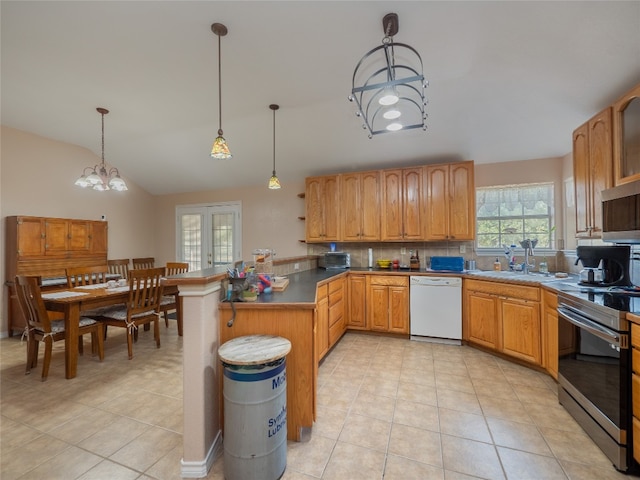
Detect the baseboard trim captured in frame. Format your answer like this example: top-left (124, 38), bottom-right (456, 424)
top-left (180, 430), bottom-right (222, 478)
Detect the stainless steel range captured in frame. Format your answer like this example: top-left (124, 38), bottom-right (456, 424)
top-left (557, 291), bottom-right (632, 471)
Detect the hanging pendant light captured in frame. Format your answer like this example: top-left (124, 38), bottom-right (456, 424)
top-left (348, 13), bottom-right (428, 138)
top-left (75, 107), bottom-right (128, 192)
top-left (268, 104), bottom-right (281, 190)
top-left (211, 23), bottom-right (232, 159)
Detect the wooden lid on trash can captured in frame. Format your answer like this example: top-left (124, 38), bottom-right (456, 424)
top-left (218, 335), bottom-right (292, 366)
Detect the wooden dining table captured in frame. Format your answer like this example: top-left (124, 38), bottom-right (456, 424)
top-left (42, 281), bottom-right (180, 379)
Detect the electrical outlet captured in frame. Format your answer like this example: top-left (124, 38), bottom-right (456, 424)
top-left (400, 247), bottom-right (406, 255)
top-left (294, 263), bottom-right (299, 270)
top-left (459, 245), bottom-right (466, 253)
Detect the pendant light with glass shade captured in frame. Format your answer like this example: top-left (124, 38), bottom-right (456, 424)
top-left (210, 22), bottom-right (232, 159)
top-left (268, 104), bottom-right (281, 190)
top-left (75, 107), bottom-right (128, 191)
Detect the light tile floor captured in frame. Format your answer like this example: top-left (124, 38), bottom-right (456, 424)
top-left (0, 328), bottom-right (634, 479)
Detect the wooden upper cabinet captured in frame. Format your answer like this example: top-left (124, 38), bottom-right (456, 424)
top-left (449, 162), bottom-right (475, 240)
top-left (381, 167), bottom-right (423, 241)
top-left (307, 161), bottom-right (475, 243)
top-left (613, 82), bottom-right (640, 186)
top-left (8, 216), bottom-right (107, 260)
top-left (45, 218), bottom-right (70, 255)
top-left (45, 218), bottom-right (93, 255)
top-left (15, 217), bottom-right (45, 257)
top-left (403, 168), bottom-right (423, 241)
top-left (573, 122), bottom-right (590, 237)
top-left (574, 107), bottom-right (613, 238)
top-left (305, 175), bottom-right (340, 242)
top-left (340, 171), bottom-right (380, 241)
top-left (425, 161), bottom-right (475, 240)
top-left (68, 220), bottom-right (91, 253)
top-left (424, 164), bottom-right (448, 240)
top-left (90, 221), bottom-right (108, 255)
top-left (381, 169), bottom-right (403, 240)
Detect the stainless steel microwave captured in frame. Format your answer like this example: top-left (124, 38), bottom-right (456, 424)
top-left (318, 252), bottom-right (351, 269)
top-left (602, 180), bottom-right (640, 243)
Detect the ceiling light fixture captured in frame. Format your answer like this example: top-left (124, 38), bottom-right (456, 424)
top-left (268, 104), bottom-right (281, 190)
top-left (75, 107), bottom-right (128, 192)
top-left (211, 22), bottom-right (232, 159)
top-left (348, 13), bottom-right (428, 138)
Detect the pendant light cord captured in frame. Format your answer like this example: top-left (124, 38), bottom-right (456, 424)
top-left (218, 33), bottom-right (223, 135)
top-left (101, 111), bottom-right (105, 166)
top-left (272, 107), bottom-right (276, 173)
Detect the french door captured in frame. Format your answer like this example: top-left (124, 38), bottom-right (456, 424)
top-left (176, 202), bottom-right (242, 272)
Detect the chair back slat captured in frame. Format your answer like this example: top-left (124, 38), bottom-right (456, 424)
top-left (132, 257), bottom-right (155, 270)
top-left (15, 275), bottom-right (52, 333)
top-left (166, 262), bottom-right (189, 276)
top-left (128, 267), bottom-right (164, 316)
top-left (65, 265), bottom-right (109, 288)
top-left (107, 259), bottom-right (130, 280)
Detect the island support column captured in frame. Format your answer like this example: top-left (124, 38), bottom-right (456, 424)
top-left (175, 278), bottom-right (223, 478)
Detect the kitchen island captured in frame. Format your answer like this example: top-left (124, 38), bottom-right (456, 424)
top-left (218, 269), bottom-right (348, 442)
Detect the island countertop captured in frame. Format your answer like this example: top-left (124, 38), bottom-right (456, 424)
top-left (219, 269), bottom-right (347, 308)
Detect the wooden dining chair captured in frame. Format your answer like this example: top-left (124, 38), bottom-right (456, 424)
top-left (15, 275), bottom-right (105, 380)
top-left (107, 258), bottom-right (130, 280)
top-left (65, 265), bottom-right (109, 287)
top-left (132, 257), bottom-right (155, 269)
top-left (160, 262), bottom-right (189, 335)
top-left (96, 267), bottom-right (163, 359)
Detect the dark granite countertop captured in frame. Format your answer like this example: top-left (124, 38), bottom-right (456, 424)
top-left (220, 269), bottom-right (347, 307)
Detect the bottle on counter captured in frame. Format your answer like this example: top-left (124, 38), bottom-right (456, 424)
top-left (493, 257), bottom-right (502, 271)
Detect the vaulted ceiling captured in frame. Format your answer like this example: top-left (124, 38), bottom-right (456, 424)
top-left (2, 1), bottom-right (639, 195)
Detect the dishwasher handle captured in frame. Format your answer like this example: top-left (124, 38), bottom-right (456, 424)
top-left (410, 276), bottom-right (462, 287)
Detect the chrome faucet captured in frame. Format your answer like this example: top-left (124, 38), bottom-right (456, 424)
top-left (519, 239), bottom-right (538, 274)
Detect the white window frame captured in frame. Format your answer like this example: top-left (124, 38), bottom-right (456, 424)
top-left (176, 202), bottom-right (242, 271)
top-left (475, 182), bottom-right (556, 255)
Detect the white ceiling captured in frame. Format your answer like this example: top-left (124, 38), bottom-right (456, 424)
top-left (2, 1), bottom-right (640, 195)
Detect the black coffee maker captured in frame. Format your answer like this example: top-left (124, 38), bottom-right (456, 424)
top-left (575, 245), bottom-right (632, 287)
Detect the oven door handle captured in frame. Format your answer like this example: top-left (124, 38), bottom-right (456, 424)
top-left (557, 305), bottom-right (624, 347)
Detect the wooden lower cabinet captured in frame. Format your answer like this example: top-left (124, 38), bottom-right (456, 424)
top-left (464, 279), bottom-right (541, 366)
top-left (465, 289), bottom-right (499, 349)
top-left (328, 277), bottom-right (346, 346)
top-left (219, 306), bottom-right (316, 441)
top-left (347, 274), bottom-right (367, 329)
top-left (542, 289), bottom-right (559, 379)
top-left (631, 320), bottom-right (640, 464)
top-left (367, 275), bottom-right (409, 334)
top-left (316, 277), bottom-right (346, 362)
top-left (501, 296), bottom-right (541, 364)
top-left (316, 284), bottom-right (329, 361)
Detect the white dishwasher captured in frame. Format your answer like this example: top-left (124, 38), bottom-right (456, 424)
top-left (410, 276), bottom-right (462, 345)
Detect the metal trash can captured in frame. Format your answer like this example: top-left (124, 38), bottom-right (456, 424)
top-left (218, 335), bottom-right (292, 480)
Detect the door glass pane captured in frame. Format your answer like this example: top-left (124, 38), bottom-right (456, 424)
top-left (212, 212), bottom-right (234, 266)
top-left (180, 214), bottom-right (202, 272)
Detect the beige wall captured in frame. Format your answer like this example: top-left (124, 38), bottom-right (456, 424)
top-left (154, 182), bottom-right (308, 266)
top-left (1, 126), bottom-right (157, 335)
top-left (474, 156), bottom-right (567, 251)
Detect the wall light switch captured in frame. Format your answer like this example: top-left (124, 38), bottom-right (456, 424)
top-left (400, 247), bottom-right (406, 255)
top-left (294, 263), bottom-right (299, 270)
top-left (459, 245), bottom-right (466, 253)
